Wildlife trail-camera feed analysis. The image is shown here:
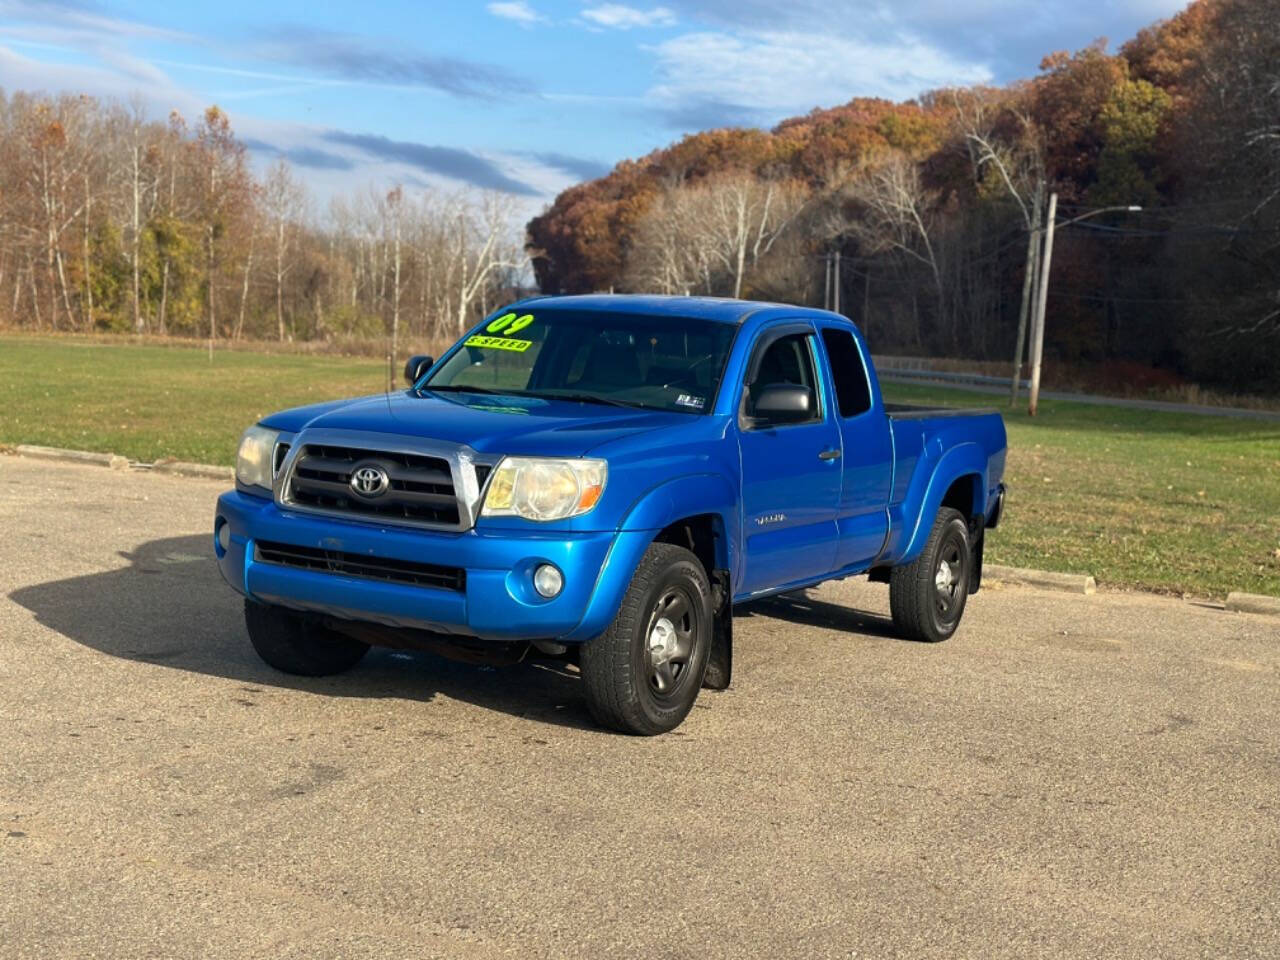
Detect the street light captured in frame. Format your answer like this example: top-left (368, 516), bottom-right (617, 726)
top-left (1027, 196), bottom-right (1143, 415)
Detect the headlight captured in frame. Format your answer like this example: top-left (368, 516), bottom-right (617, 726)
top-left (480, 457), bottom-right (607, 522)
top-left (235, 424), bottom-right (281, 492)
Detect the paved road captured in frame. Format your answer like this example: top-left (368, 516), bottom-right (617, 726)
top-left (2, 455), bottom-right (1278, 959)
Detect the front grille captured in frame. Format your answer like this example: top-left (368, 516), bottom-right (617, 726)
top-left (272, 442), bottom-right (291, 477)
top-left (255, 540), bottom-right (465, 592)
top-left (286, 443), bottom-right (460, 526)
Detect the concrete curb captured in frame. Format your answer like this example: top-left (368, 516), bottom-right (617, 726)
top-left (1225, 592), bottom-right (1280, 617)
top-left (3, 445), bottom-right (1271, 611)
top-left (15, 444), bottom-right (129, 471)
top-left (985, 563), bottom-right (1097, 595)
top-left (151, 460), bottom-right (233, 482)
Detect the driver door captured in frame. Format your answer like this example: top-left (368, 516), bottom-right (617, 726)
top-left (737, 326), bottom-right (843, 596)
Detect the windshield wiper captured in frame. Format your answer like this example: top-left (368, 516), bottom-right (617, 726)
top-left (529, 391), bottom-right (639, 409)
top-left (421, 384), bottom-right (521, 396)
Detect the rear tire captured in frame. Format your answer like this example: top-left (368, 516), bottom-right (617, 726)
top-left (889, 508), bottom-right (971, 643)
top-left (580, 543), bottom-right (713, 735)
top-left (243, 600), bottom-right (369, 676)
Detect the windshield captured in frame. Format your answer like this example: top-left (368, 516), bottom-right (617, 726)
top-left (421, 308), bottom-right (737, 414)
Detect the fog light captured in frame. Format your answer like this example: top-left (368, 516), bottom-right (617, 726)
top-left (216, 521), bottom-right (231, 554)
top-left (533, 564), bottom-right (563, 598)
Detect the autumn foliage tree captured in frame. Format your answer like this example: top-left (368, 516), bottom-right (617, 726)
top-left (527, 0), bottom-right (1280, 394)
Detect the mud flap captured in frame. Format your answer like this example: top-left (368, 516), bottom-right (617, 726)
top-left (968, 526), bottom-right (985, 595)
top-left (702, 569), bottom-right (732, 690)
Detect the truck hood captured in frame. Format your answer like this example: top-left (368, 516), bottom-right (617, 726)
top-left (260, 390), bottom-right (693, 458)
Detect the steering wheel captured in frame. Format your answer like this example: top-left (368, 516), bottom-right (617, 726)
top-left (660, 354), bottom-right (713, 389)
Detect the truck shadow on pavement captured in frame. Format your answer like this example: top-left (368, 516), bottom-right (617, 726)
top-left (10, 534), bottom-right (901, 730)
top-left (9, 534), bottom-right (603, 732)
top-left (739, 591), bottom-right (901, 640)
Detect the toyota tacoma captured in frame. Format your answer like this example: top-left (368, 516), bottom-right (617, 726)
top-left (214, 295), bottom-right (1007, 734)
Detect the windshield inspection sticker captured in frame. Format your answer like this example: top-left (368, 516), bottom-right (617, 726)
top-left (675, 394), bottom-right (706, 410)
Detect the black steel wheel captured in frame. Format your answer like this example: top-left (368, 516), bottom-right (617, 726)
top-left (580, 542), bottom-right (713, 735)
top-left (889, 507), bottom-right (971, 643)
top-left (643, 584), bottom-right (700, 700)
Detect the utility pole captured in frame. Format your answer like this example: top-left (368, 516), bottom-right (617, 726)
top-left (832, 250), bottom-right (841, 315)
top-left (1027, 192), bottom-right (1057, 416)
top-left (1010, 186), bottom-right (1043, 406)
top-left (862, 268), bottom-right (871, 338)
top-left (1027, 198), bottom-right (1142, 416)
top-left (823, 253), bottom-right (831, 311)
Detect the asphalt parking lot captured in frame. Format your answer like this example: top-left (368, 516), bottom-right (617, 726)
top-left (2, 455), bottom-right (1278, 959)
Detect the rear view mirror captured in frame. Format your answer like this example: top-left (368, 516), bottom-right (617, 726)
top-left (752, 383), bottom-right (813, 424)
top-left (404, 354), bottom-right (434, 385)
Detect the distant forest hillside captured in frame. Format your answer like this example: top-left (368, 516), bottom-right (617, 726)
top-left (527, 0), bottom-right (1280, 394)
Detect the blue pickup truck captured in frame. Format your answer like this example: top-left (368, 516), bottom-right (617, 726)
top-left (215, 295), bottom-right (1006, 734)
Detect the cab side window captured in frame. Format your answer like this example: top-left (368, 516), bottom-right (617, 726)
top-left (745, 333), bottom-right (822, 426)
top-left (820, 327), bottom-right (872, 418)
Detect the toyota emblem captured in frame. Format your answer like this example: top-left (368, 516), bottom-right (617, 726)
top-left (349, 463), bottom-right (390, 499)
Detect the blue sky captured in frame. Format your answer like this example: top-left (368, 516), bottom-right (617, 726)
top-left (0, 0), bottom-right (1190, 212)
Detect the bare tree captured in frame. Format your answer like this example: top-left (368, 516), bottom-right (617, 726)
top-left (261, 158), bottom-right (305, 340)
top-left (18, 96), bottom-right (92, 329)
top-left (448, 191), bottom-right (525, 334)
top-left (849, 153), bottom-right (946, 335)
top-left (692, 174), bottom-right (805, 298)
top-left (625, 186), bottom-right (705, 294)
top-left (387, 185), bottom-right (404, 378)
top-left (951, 88), bottom-right (1047, 399)
top-left (121, 97), bottom-right (152, 333)
top-left (234, 188), bottom-right (260, 341)
top-left (626, 174), bottom-right (805, 298)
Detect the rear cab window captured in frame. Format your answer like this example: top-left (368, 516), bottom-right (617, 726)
top-left (820, 327), bottom-right (872, 418)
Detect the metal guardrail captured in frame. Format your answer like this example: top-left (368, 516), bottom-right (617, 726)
top-left (876, 367), bottom-right (1030, 390)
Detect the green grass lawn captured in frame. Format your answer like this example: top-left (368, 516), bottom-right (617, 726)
top-left (0, 336), bottom-right (388, 466)
top-left (882, 382), bottom-right (1280, 600)
top-left (2, 335), bottom-right (1277, 599)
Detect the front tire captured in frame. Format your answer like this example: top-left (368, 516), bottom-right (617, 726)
top-left (889, 507), bottom-right (971, 643)
top-left (580, 543), bottom-right (713, 735)
top-left (244, 600), bottom-right (370, 676)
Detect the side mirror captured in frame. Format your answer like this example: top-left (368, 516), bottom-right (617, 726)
top-left (752, 383), bottom-right (813, 424)
top-left (404, 354), bottom-right (434, 385)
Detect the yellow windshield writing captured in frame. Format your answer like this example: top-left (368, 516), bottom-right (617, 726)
top-left (466, 334), bottom-right (533, 352)
top-left (487, 312), bottom-right (535, 334)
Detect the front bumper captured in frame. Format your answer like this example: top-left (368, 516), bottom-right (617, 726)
top-left (214, 491), bottom-right (643, 643)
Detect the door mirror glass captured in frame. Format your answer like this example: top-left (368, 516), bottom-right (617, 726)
top-left (404, 354), bottom-right (434, 385)
top-left (753, 383), bottom-right (813, 424)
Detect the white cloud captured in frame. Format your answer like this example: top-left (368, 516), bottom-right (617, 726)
top-left (580, 4), bottom-right (677, 29)
top-left (648, 28), bottom-right (994, 123)
top-left (487, 1), bottom-right (545, 24)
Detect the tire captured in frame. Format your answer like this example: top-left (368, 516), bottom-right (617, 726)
top-left (243, 600), bottom-right (370, 676)
top-left (580, 542), bottom-right (713, 735)
top-left (889, 507), bottom-right (971, 643)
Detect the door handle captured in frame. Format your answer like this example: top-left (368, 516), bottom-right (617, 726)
top-left (818, 449), bottom-right (841, 461)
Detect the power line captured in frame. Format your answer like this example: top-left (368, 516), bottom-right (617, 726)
top-left (1047, 290), bottom-right (1201, 304)
top-left (1063, 220), bottom-right (1280, 237)
top-left (1057, 195), bottom-right (1280, 212)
